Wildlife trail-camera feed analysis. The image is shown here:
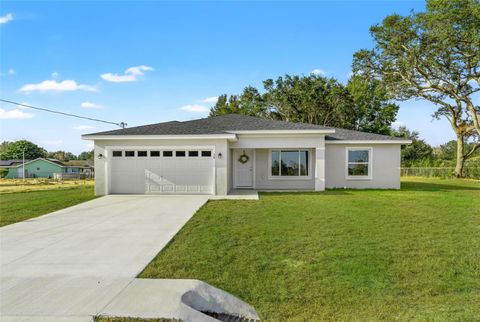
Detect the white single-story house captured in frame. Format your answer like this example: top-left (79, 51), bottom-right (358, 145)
top-left (82, 114), bottom-right (411, 196)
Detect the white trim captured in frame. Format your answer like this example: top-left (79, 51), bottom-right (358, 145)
top-left (227, 130), bottom-right (335, 135)
top-left (327, 140), bottom-right (411, 145)
top-left (268, 149), bottom-right (312, 180)
top-left (82, 134), bottom-right (237, 140)
top-left (345, 147), bottom-right (373, 181)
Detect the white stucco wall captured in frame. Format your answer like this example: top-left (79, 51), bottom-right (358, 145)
top-left (325, 144), bottom-right (401, 189)
top-left (93, 139), bottom-right (229, 196)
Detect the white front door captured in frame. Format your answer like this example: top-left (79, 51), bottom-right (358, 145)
top-left (234, 149), bottom-right (254, 188)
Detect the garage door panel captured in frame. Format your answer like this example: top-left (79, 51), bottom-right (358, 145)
top-left (110, 149), bottom-right (214, 195)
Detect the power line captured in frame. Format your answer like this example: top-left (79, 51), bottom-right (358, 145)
top-left (0, 98), bottom-right (127, 128)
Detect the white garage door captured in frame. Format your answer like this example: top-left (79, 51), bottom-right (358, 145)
top-left (109, 149), bottom-right (214, 194)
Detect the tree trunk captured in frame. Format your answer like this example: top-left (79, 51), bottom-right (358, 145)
top-left (454, 134), bottom-right (465, 178)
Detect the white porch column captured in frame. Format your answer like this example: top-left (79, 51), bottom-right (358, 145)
top-left (314, 146), bottom-right (326, 191)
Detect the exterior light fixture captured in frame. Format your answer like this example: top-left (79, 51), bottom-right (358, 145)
top-left (218, 153), bottom-right (223, 159)
top-left (97, 153), bottom-right (104, 159)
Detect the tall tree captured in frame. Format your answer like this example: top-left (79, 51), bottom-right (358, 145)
top-left (391, 126), bottom-right (433, 163)
top-left (346, 76), bottom-right (399, 135)
top-left (0, 140), bottom-right (47, 160)
top-left (352, 0), bottom-right (480, 176)
top-left (47, 151), bottom-right (77, 161)
top-left (78, 150), bottom-right (94, 160)
top-left (263, 75), bottom-right (356, 128)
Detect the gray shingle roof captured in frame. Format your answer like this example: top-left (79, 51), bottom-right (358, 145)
top-left (85, 114), bottom-right (404, 141)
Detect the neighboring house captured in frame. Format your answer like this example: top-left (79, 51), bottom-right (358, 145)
top-left (0, 158), bottom-right (94, 179)
top-left (82, 114), bottom-right (411, 196)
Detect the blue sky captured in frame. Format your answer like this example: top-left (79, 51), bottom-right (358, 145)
top-left (1, 1), bottom-right (451, 154)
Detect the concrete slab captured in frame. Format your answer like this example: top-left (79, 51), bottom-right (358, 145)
top-left (0, 196), bottom-right (207, 318)
top-left (1, 195), bottom-right (259, 321)
top-left (100, 279), bottom-right (259, 322)
top-left (1, 195), bottom-right (208, 278)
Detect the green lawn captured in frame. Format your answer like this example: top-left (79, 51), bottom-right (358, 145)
top-left (140, 178), bottom-right (480, 321)
top-left (0, 185), bottom-right (96, 227)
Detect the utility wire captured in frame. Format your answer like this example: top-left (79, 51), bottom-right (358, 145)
top-left (0, 98), bottom-right (127, 128)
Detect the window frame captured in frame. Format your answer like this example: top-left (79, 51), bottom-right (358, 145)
top-left (137, 151), bottom-right (148, 157)
top-left (268, 149), bottom-right (312, 180)
top-left (345, 147), bottom-right (373, 180)
top-left (112, 151), bottom-right (123, 157)
top-left (125, 151), bottom-right (135, 157)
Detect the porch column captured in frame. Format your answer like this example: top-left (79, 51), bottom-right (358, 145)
top-left (314, 147), bottom-right (325, 191)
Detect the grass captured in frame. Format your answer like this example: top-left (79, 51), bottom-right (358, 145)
top-left (0, 178), bottom-right (94, 194)
top-left (140, 177), bottom-right (480, 321)
top-left (0, 184), bottom-right (96, 227)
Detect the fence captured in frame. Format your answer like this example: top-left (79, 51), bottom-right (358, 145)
top-left (401, 167), bottom-right (480, 179)
top-left (53, 172), bottom-right (93, 180)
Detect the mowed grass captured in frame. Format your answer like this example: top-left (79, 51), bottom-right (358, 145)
top-left (0, 185), bottom-right (95, 227)
top-left (140, 178), bottom-right (480, 321)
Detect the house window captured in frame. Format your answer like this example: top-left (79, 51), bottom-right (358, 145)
top-left (163, 151), bottom-right (173, 157)
top-left (175, 151), bottom-right (186, 157)
top-left (150, 151), bottom-right (160, 157)
top-left (37, 167), bottom-right (40, 171)
top-left (137, 151), bottom-right (148, 157)
top-left (188, 151), bottom-right (199, 157)
top-left (346, 148), bottom-right (371, 179)
top-left (271, 150), bottom-right (309, 177)
top-left (201, 151), bottom-right (212, 157)
top-left (125, 151), bottom-right (135, 157)
top-left (112, 151), bottom-right (122, 157)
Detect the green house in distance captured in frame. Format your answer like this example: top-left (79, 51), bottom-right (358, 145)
top-left (0, 158), bottom-right (93, 179)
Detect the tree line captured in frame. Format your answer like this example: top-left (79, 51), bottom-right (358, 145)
top-left (209, 0), bottom-right (479, 177)
top-left (0, 140), bottom-right (93, 161)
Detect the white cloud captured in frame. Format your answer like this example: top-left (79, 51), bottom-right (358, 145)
top-left (81, 101), bottom-right (103, 109)
top-left (0, 108), bottom-right (34, 120)
top-left (310, 69), bottom-right (326, 76)
top-left (180, 104), bottom-right (210, 113)
top-left (85, 142), bottom-right (94, 150)
top-left (43, 139), bottom-right (63, 147)
top-left (8, 69), bottom-right (15, 75)
top-left (101, 65), bottom-right (154, 82)
top-left (125, 65), bottom-right (154, 75)
top-left (19, 80), bottom-right (96, 93)
top-left (202, 96), bottom-right (219, 104)
top-left (72, 125), bottom-right (93, 130)
top-left (0, 13), bottom-right (13, 25)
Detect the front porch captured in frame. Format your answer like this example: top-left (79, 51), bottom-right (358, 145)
top-left (228, 144), bottom-right (325, 193)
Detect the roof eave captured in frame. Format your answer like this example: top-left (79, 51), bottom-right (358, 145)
top-left (227, 129), bottom-right (336, 135)
top-left (325, 139), bottom-right (412, 144)
top-left (81, 134), bottom-right (238, 140)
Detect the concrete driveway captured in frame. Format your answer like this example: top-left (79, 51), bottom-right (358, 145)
top-left (0, 195), bottom-right (208, 321)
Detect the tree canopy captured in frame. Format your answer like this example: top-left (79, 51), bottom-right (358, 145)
top-left (352, 0), bottom-right (480, 176)
top-left (210, 74), bottom-right (399, 134)
top-left (391, 126), bottom-right (433, 163)
top-left (0, 140), bottom-right (47, 160)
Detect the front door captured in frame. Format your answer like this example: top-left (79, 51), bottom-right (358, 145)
top-left (234, 149), bottom-right (254, 188)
